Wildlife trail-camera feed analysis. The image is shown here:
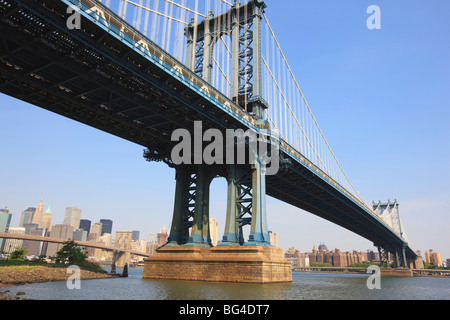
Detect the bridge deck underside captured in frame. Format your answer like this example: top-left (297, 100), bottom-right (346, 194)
top-left (0, 0), bottom-right (415, 259)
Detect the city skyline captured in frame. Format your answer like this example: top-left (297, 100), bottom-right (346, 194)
top-left (1, 1), bottom-right (449, 259)
top-left (0, 199), bottom-right (447, 263)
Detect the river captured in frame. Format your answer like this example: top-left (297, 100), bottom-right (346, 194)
top-left (4, 267), bottom-right (450, 300)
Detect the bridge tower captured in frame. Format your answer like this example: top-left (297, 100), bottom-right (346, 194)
top-left (373, 200), bottom-right (410, 269)
top-left (144, 0), bottom-right (291, 283)
top-left (164, 0), bottom-right (272, 249)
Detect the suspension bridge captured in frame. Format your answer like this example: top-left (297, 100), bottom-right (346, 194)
top-left (0, 0), bottom-right (418, 282)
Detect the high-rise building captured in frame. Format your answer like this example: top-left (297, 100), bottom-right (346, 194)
top-left (156, 226), bottom-right (168, 248)
top-left (79, 219), bottom-right (91, 233)
top-left (425, 250), bottom-right (443, 267)
top-left (63, 207), bottom-right (82, 230)
top-left (147, 233), bottom-right (157, 244)
top-left (41, 205), bottom-right (53, 232)
top-left (100, 219), bottom-right (113, 236)
top-left (73, 229), bottom-right (88, 242)
top-left (46, 224), bottom-right (74, 257)
top-left (90, 222), bottom-right (103, 241)
top-left (27, 228), bottom-right (48, 257)
top-left (209, 218), bottom-right (218, 246)
top-left (132, 230), bottom-right (140, 241)
top-left (0, 208), bottom-right (12, 252)
top-left (4, 227), bottom-right (25, 253)
top-left (31, 200), bottom-right (44, 227)
top-left (268, 231), bottom-right (278, 248)
top-left (19, 207), bottom-right (35, 227)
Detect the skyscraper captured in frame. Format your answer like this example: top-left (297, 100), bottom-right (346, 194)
top-left (4, 227), bottom-right (25, 253)
top-left (63, 207), bottom-right (82, 230)
top-left (41, 205), bottom-right (53, 231)
top-left (0, 208), bottom-right (12, 252)
top-left (19, 207), bottom-right (35, 227)
top-left (31, 200), bottom-right (44, 227)
top-left (132, 230), bottom-right (140, 241)
top-left (46, 224), bottom-right (74, 257)
top-left (79, 219), bottom-right (91, 233)
top-left (100, 219), bottom-right (113, 236)
top-left (90, 222), bottom-right (102, 241)
top-left (209, 218), bottom-right (218, 246)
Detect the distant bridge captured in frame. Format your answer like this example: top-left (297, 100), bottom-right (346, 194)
top-left (0, 232), bottom-right (151, 258)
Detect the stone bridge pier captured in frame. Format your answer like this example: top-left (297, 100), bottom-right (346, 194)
top-left (143, 161), bottom-right (291, 283)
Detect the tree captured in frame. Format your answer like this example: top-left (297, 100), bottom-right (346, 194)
top-left (52, 240), bottom-right (88, 265)
top-left (10, 247), bottom-right (28, 260)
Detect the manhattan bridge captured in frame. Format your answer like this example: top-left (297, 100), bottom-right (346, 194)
top-left (0, 0), bottom-right (417, 279)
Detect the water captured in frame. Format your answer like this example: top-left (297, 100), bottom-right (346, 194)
top-left (5, 268), bottom-right (450, 300)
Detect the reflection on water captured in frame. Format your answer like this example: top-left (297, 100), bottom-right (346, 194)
top-left (5, 268), bottom-right (450, 300)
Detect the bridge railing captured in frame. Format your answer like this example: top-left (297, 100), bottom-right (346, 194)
top-left (64, 0), bottom-right (259, 130)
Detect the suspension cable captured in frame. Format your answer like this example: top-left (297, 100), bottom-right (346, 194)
top-left (262, 56), bottom-right (332, 177)
top-left (263, 13), bottom-right (365, 203)
top-left (165, 0), bottom-right (206, 18)
top-left (123, 0), bottom-right (189, 25)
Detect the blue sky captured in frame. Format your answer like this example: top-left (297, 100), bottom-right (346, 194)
top-left (1, 0), bottom-right (449, 259)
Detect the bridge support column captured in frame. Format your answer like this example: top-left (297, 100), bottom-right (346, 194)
top-left (185, 166), bottom-right (214, 247)
top-left (219, 163), bottom-right (271, 247)
top-left (219, 165), bottom-right (247, 246)
top-left (401, 245), bottom-right (408, 269)
top-left (246, 160), bottom-right (271, 246)
top-left (166, 166), bottom-right (214, 248)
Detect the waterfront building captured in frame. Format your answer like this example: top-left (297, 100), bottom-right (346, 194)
top-left (63, 207), bottom-right (82, 230)
top-left (284, 248), bottom-right (310, 268)
top-left (100, 219), bottom-right (113, 236)
top-left (292, 244), bottom-right (371, 268)
top-left (0, 208), bottom-right (12, 252)
top-left (425, 250), bottom-right (443, 267)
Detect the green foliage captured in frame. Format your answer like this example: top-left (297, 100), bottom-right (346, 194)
top-left (9, 247), bottom-right (28, 260)
top-left (50, 240), bottom-right (104, 273)
top-left (348, 262), bottom-right (376, 268)
top-left (424, 263), bottom-right (441, 270)
top-left (310, 262), bottom-right (333, 267)
top-left (51, 240), bottom-right (88, 265)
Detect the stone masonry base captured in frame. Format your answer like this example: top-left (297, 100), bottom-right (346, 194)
top-left (380, 268), bottom-right (413, 277)
top-left (143, 246), bottom-right (292, 283)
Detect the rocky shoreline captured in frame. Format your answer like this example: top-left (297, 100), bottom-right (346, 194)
top-left (0, 265), bottom-right (117, 300)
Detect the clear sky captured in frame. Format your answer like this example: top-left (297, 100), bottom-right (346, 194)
top-left (1, 0), bottom-right (449, 259)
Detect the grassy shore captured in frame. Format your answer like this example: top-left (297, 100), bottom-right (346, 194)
top-left (0, 261), bottom-right (117, 300)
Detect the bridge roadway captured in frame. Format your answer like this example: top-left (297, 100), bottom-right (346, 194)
top-left (0, 0), bottom-right (416, 259)
top-left (0, 232), bottom-right (151, 257)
